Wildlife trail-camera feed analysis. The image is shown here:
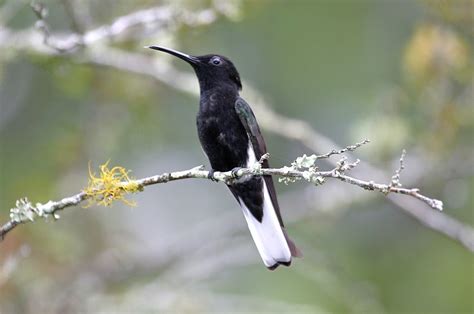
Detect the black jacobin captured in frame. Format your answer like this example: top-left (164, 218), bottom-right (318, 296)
top-left (148, 46), bottom-right (301, 269)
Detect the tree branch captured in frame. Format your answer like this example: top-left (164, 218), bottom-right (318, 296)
top-left (2, 148), bottom-right (468, 252)
top-left (0, 2), bottom-right (230, 54)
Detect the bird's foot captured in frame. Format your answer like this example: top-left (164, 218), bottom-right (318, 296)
top-left (230, 167), bottom-right (243, 179)
top-left (207, 169), bottom-right (219, 182)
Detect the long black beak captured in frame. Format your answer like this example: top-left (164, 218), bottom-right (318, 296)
top-left (147, 45), bottom-right (199, 65)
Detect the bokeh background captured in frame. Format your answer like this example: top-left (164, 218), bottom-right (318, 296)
top-left (1, 0), bottom-right (473, 313)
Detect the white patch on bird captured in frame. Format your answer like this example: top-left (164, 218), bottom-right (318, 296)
top-left (246, 141), bottom-right (258, 166)
top-left (217, 133), bottom-right (226, 144)
top-left (232, 141), bottom-right (259, 184)
top-left (238, 142), bottom-right (292, 267)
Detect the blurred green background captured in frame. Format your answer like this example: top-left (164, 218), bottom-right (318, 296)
top-left (1, 0), bottom-right (473, 313)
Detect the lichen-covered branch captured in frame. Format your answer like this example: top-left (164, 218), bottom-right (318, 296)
top-left (2, 146), bottom-right (468, 252)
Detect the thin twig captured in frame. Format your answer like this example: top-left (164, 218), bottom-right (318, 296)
top-left (391, 149), bottom-right (406, 187)
top-left (314, 139), bottom-right (371, 160)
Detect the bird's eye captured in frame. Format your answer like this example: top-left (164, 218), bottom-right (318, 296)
top-left (210, 57), bottom-right (222, 66)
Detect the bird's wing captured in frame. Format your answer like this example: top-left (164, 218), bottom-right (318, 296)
top-left (234, 97), bottom-right (284, 227)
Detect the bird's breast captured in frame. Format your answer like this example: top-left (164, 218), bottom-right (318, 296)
top-left (197, 99), bottom-right (249, 171)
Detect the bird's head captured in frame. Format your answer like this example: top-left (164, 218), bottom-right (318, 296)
top-left (147, 45), bottom-right (242, 91)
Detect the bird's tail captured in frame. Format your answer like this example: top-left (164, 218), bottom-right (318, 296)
top-left (239, 181), bottom-right (301, 270)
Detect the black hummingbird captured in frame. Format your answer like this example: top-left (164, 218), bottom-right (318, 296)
top-left (148, 46), bottom-right (301, 270)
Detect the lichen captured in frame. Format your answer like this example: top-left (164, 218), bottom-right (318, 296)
top-left (84, 161), bottom-right (141, 207)
top-left (292, 154), bottom-right (317, 169)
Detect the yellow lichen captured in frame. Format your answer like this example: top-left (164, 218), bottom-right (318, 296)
top-left (84, 160), bottom-right (141, 207)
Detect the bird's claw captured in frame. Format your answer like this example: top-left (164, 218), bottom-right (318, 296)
top-left (231, 167), bottom-right (243, 179)
top-left (208, 169), bottom-right (218, 182)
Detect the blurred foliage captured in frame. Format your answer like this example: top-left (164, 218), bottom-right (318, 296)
top-left (0, 0), bottom-right (473, 313)
top-left (401, 19), bottom-right (473, 150)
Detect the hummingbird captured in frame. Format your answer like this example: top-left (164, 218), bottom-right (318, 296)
top-left (148, 46), bottom-right (301, 270)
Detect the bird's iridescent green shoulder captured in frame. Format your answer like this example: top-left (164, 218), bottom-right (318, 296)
top-left (234, 97), bottom-right (266, 156)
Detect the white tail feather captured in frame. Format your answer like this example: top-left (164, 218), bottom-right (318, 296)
top-left (239, 142), bottom-right (291, 268)
top-left (238, 183), bottom-right (292, 267)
